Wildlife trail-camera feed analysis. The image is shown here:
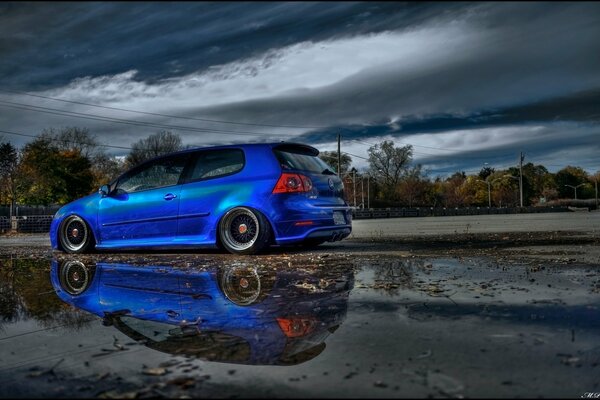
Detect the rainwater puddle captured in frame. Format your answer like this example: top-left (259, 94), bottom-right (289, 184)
top-left (0, 255), bottom-right (598, 398)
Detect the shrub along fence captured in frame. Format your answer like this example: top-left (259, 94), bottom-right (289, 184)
top-left (351, 206), bottom-right (572, 219)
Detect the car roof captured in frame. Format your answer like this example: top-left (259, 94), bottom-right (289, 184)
top-left (154, 141), bottom-right (318, 158)
top-left (123, 142), bottom-right (320, 174)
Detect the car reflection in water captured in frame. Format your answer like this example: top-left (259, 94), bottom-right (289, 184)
top-left (50, 258), bottom-right (353, 366)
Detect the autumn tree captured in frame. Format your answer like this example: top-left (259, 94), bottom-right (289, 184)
top-left (367, 140), bottom-right (413, 200)
top-left (396, 165), bottom-right (429, 207)
top-left (555, 166), bottom-right (590, 198)
top-left (478, 166), bottom-right (495, 181)
top-left (488, 172), bottom-right (519, 207)
top-left (40, 127), bottom-right (126, 188)
top-left (41, 127), bottom-right (99, 158)
top-left (0, 142), bottom-right (19, 210)
top-left (442, 171), bottom-right (467, 207)
top-left (126, 130), bottom-right (183, 167)
top-left (17, 136), bottom-right (94, 205)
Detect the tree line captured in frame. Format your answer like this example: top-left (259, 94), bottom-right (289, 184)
top-left (320, 141), bottom-right (599, 208)
top-left (0, 127), bottom-right (182, 208)
top-left (0, 127), bottom-right (598, 208)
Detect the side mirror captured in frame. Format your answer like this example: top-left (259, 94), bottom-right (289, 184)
top-left (99, 184), bottom-right (110, 197)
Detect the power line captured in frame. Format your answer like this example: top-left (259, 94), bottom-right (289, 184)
top-left (0, 101), bottom-right (275, 138)
top-left (0, 129), bottom-right (132, 150)
top-left (0, 89), bottom-right (329, 130)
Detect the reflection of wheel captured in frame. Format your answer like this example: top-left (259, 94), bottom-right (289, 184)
top-left (59, 215), bottom-right (94, 253)
top-left (59, 260), bottom-right (94, 295)
top-left (217, 265), bottom-right (276, 306)
top-left (218, 207), bottom-right (270, 255)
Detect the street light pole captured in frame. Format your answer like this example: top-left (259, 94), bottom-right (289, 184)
top-left (565, 183), bottom-right (585, 200)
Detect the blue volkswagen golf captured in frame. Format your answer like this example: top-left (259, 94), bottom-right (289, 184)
top-left (50, 142), bottom-right (352, 254)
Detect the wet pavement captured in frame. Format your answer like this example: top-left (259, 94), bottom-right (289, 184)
top-left (1, 252), bottom-right (599, 398)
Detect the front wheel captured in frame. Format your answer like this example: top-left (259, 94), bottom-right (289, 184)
top-left (59, 215), bottom-right (94, 254)
top-left (218, 207), bottom-right (271, 255)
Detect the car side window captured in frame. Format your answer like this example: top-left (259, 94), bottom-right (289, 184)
top-left (116, 154), bottom-right (189, 193)
top-left (186, 149), bottom-right (244, 182)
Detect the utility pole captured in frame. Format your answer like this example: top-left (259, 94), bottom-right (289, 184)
top-left (352, 168), bottom-right (356, 207)
top-left (337, 133), bottom-right (341, 176)
top-left (519, 151), bottom-right (524, 208)
top-left (367, 175), bottom-right (370, 209)
top-left (361, 176), bottom-right (364, 208)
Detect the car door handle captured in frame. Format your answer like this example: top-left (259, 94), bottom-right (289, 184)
top-left (164, 193), bottom-right (177, 201)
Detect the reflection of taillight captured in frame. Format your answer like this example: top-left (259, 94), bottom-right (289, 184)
top-left (272, 173), bottom-right (313, 194)
top-left (277, 317), bottom-right (318, 338)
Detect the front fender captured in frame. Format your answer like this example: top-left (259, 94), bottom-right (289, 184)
top-left (50, 193), bottom-right (100, 250)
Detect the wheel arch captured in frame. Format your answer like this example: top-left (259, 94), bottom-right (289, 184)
top-left (215, 204), bottom-right (277, 247)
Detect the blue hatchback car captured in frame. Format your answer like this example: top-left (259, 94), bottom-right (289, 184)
top-left (50, 142), bottom-right (352, 254)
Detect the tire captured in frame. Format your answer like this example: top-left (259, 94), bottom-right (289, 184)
top-left (218, 207), bottom-right (271, 255)
top-left (59, 215), bottom-right (94, 254)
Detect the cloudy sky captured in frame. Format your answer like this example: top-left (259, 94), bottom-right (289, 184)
top-left (1, 2), bottom-right (599, 176)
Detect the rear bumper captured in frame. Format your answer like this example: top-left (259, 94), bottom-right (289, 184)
top-left (275, 225), bottom-right (351, 244)
top-left (273, 206), bottom-right (352, 244)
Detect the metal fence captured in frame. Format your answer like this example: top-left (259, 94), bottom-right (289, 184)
top-left (0, 205), bottom-right (61, 217)
top-left (0, 215), bottom-right (54, 233)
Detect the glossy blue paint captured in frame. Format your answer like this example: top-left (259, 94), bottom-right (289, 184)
top-left (50, 258), bottom-right (353, 365)
top-left (51, 142), bottom-right (351, 252)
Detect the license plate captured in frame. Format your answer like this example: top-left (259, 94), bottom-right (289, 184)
top-left (333, 211), bottom-right (346, 225)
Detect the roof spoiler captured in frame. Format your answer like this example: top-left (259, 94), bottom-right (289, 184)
top-left (272, 142), bottom-right (319, 156)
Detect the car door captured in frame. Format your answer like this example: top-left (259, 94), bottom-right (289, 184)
top-left (97, 153), bottom-right (190, 244)
top-left (176, 148), bottom-right (245, 242)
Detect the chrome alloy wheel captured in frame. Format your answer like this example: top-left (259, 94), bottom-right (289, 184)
top-left (220, 208), bottom-right (260, 252)
top-left (60, 215), bottom-right (89, 252)
top-left (219, 265), bottom-right (261, 306)
top-left (59, 260), bottom-right (90, 295)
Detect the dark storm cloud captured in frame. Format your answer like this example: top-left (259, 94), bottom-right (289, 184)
top-left (0, 2), bottom-right (470, 90)
top-left (1, 2), bottom-right (599, 174)
top-left (195, 2), bottom-right (600, 128)
top-left (294, 89), bottom-right (600, 144)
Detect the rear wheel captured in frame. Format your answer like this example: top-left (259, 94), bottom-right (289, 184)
top-left (218, 207), bottom-right (270, 255)
top-left (59, 215), bottom-right (94, 254)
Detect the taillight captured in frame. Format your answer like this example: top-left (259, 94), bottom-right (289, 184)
top-left (276, 317), bottom-right (318, 338)
top-left (272, 173), bottom-right (313, 194)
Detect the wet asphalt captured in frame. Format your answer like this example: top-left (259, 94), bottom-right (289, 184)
top-left (0, 213), bottom-right (599, 398)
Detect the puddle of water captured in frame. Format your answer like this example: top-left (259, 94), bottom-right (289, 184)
top-left (0, 255), bottom-right (598, 398)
